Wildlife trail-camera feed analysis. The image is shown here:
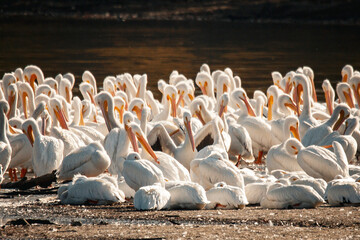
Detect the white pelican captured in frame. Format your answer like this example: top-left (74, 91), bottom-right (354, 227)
top-left (23, 65), bottom-right (44, 92)
top-left (146, 111), bottom-right (196, 171)
top-left (318, 117), bottom-right (358, 162)
top-left (56, 141), bottom-right (111, 181)
top-left (303, 66), bottom-right (317, 103)
top-left (122, 152), bottom-right (165, 192)
top-left (82, 70), bottom-right (97, 95)
top-left (206, 182), bottom-right (248, 209)
top-left (130, 123), bottom-right (190, 182)
top-left (286, 139), bottom-right (349, 182)
top-left (271, 71), bottom-right (284, 91)
top-left (152, 85), bottom-right (178, 122)
top-left (59, 77), bottom-right (73, 104)
top-left (301, 104), bottom-right (350, 147)
top-left (292, 74), bottom-right (319, 139)
top-left (322, 79), bottom-right (335, 115)
top-left (22, 118), bottom-right (64, 177)
top-left (195, 71), bottom-right (215, 101)
top-left (326, 181), bottom-right (360, 206)
top-left (336, 82), bottom-right (355, 109)
top-left (190, 152), bottom-right (245, 190)
top-left (245, 182), bottom-right (272, 205)
top-left (342, 64), bottom-right (354, 83)
top-left (58, 174), bottom-right (125, 205)
top-left (260, 183), bottom-right (325, 209)
top-left (133, 184), bottom-right (171, 210)
top-left (292, 178), bottom-right (327, 198)
top-left (0, 101), bottom-right (12, 180)
top-left (18, 82), bottom-right (35, 119)
top-left (226, 117), bottom-right (253, 165)
top-left (164, 181), bottom-right (209, 210)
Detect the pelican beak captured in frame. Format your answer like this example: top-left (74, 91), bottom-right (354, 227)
top-left (54, 105), bottom-right (69, 130)
top-left (267, 95), bottom-right (273, 120)
top-left (342, 74), bottom-right (348, 82)
top-left (24, 125), bottom-right (35, 147)
top-left (195, 109), bottom-right (206, 125)
top-left (119, 105), bottom-right (125, 124)
top-left (65, 86), bottom-right (71, 103)
top-left (185, 118), bottom-right (195, 152)
top-left (323, 88), bottom-right (334, 115)
top-left (29, 74), bottom-right (37, 92)
top-left (352, 83), bottom-right (360, 108)
top-left (284, 98), bottom-right (297, 114)
top-left (321, 145), bottom-right (333, 149)
top-left (169, 128), bottom-right (180, 137)
top-left (80, 105), bottom-right (85, 126)
top-left (136, 83), bottom-right (141, 98)
top-left (218, 100), bottom-right (227, 118)
top-left (275, 81), bottom-right (284, 92)
top-left (7, 91), bottom-right (15, 118)
top-left (125, 124), bottom-right (139, 153)
top-left (343, 89), bottom-right (355, 108)
top-left (188, 93), bottom-right (194, 101)
top-left (9, 124), bottom-right (17, 134)
top-left (176, 92), bottom-right (185, 108)
top-left (198, 81), bottom-right (207, 95)
top-left (132, 105), bottom-right (142, 120)
top-left (87, 91), bottom-right (96, 105)
top-left (291, 145), bottom-right (298, 155)
top-left (284, 77), bottom-right (292, 94)
top-left (241, 96), bottom-right (256, 117)
top-left (41, 114), bottom-right (47, 135)
top-left (333, 110), bottom-right (350, 131)
top-left (22, 91), bottom-right (29, 119)
top-left (223, 84), bottom-right (228, 93)
top-left (169, 94), bottom-right (177, 118)
top-left (294, 83), bottom-right (303, 116)
top-left (99, 100), bottom-right (111, 132)
top-left (290, 122), bottom-right (300, 141)
top-left (136, 131), bottom-right (159, 163)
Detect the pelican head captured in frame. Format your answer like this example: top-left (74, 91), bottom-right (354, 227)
top-left (126, 152), bottom-right (141, 161)
top-left (336, 82), bottom-right (355, 108)
top-left (21, 118), bottom-right (38, 146)
top-left (284, 138), bottom-right (303, 155)
top-left (332, 104), bottom-right (351, 131)
top-left (183, 111), bottom-right (195, 152)
top-left (322, 79), bottom-right (335, 115)
top-left (103, 76), bottom-right (116, 97)
top-left (95, 91), bottom-right (114, 132)
top-left (271, 71), bottom-right (283, 91)
top-left (195, 71), bottom-right (212, 96)
top-left (341, 64), bottom-right (353, 83)
top-left (190, 98), bottom-right (206, 125)
top-left (23, 65), bottom-right (44, 92)
top-left (128, 98), bottom-right (144, 121)
top-left (49, 98), bottom-right (69, 130)
top-left (82, 70), bottom-right (97, 94)
top-left (129, 123), bottom-right (158, 163)
top-left (218, 93), bottom-right (229, 118)
top-left (164, 85), bottom-right (178, 118)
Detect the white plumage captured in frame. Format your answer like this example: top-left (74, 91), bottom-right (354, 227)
top-left (134, 184), bottom-right (171, 210)
top-left (206, 182), bottom-right (248, 209)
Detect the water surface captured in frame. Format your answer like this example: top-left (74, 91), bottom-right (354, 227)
top-left (1, 18), bottom-right (360, 100)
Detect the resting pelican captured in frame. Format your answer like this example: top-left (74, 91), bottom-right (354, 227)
top-left (57, 141), bottom-right (111, 181)
top-left (286, 139), bottom-right (349, 182)
top-left (245, 182), bottom-right (273, 205)
top-left (58, 174), bottom-right (125, 205)
top-left (190, 152), bottom-right (245, 190)
top-left (164, 181), bottom-right (209, 210)
top-left (122, 152), bottom-right (165, 192)
top-left (0, 101), bottom-right (12, 180)
top-left (147, 111), bottom-right (196, 170)
top-left (301, 104), bottom-right (350, 147)
top-left (326, 181), bottom-right (360, 206)
top-left (133, 184), bottom-right (171, 210)
top-left (22, 118), bottom-right (64, 177)
top-left (206, 182), bottom-right (248, 209)
top-left (260, 183), bottom-right (325, 209)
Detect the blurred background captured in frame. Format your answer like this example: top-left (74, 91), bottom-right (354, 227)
top-left (1, 0), bottom-right (360, 99)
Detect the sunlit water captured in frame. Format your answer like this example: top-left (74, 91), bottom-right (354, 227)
top-left (1, 18), bottom-right (360, 100)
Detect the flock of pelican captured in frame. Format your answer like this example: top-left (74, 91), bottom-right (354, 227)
top-left (1, 64), bottom-right (360, 209)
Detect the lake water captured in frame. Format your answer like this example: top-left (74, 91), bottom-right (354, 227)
top-left (1, 18), bottom-right (360, 100)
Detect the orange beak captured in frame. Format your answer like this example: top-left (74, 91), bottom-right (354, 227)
top-left (126, 124), bottom-right (139, 153)
top-left (136, 132), bottom-right (159, 164)
top-left (198, 82), bottom-right (208, 96)
top-left (99, 100), bottom-right (111, 132)
top-left (54, 106), bottom-right (69, 130)
top-left (333, 110), bottom-right (349, 131)
top-left (185, 118), bottom-right (195, 152)
top-left (342, 74), bottom-right (348, 83)
top-left (65, 87), bottom-right (71, 103)
top-left (343, 89), bottom-right (355, 108)
top-left (323, 88), bottom-right (334, 115)
top-left (267, 95), bottom-right (274, 121)
top-left (290, 122), bottom-right (300, 141)
top-left (284, 78), bottom-right (292, 94)
top-left (241, 96), bottom-right (256, 117)
top-left (218, 100), bottom-right (227, 118)
top-left (87, 91), bottom-right (96, 105)
top-left (195, 109), bottom-right (206, 125)
top-left (132, 105), bottom-right (142, 120)
top-left (176, 92), bottom-right (185, 108)
top-left (22, 91), bottom-right (29, 119)
top-left (79, 105), bottom-right (85, 126)
top-left (170, 94), bottom-right (177, 118)
top-left (24, 125), bottom-right (35, 147)
top-left (7, 92), bottom-right (15, 118)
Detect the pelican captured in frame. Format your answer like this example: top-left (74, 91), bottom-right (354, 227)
top-left (164, 181), bottom-right (209, 210)
top-left (190, 152), bottom-right (245, 190)
top-left (342, 64), bottom-right (354, 83)
top-left (322, 79), bottom-right (335, 115)
top-left (206, 182), bottom-right (248, 209)
top-left (22, 118), bottom-right (64, 177)
top-left (0, 101), bottom-right (12, 181)
top-left (122, 152), bottom-right (165, 192)
top-left (23, 65), bottom-right (44, 92)
top-left (286, 139), bottom-right (349, 182)
top-left (82, 70), bottom-right (97, 95)
top-left (301, 104), bottom-right (350, 147)
top-left (133, 184), bottom-right (171, 210)
top-left (56, 141), bottom-right (111, 181)
top-left (58, 174), bottom-right (125, 205)
top-left (326, 181), bottom-right (360, 206)
top-left (146, 111), bottom-right (196, 170)
top-left (260, 183), bottom-right (325, 209)
top-left (336, 82), bottom-right (355, 109)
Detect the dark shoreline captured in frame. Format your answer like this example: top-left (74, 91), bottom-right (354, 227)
top-left (1, 0), bottom-right (360, 25)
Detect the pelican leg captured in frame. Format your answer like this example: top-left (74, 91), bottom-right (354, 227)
top-left (8, 168), bottom-right (13, 182)
top-left (254, 151), bottom-right (264, 165)
top-left (235, 155), bottom-right (242, 167)
top-left (20, 168), bottom-right (28, 178)
top-left (13, 169), bottom-right (18, 182)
